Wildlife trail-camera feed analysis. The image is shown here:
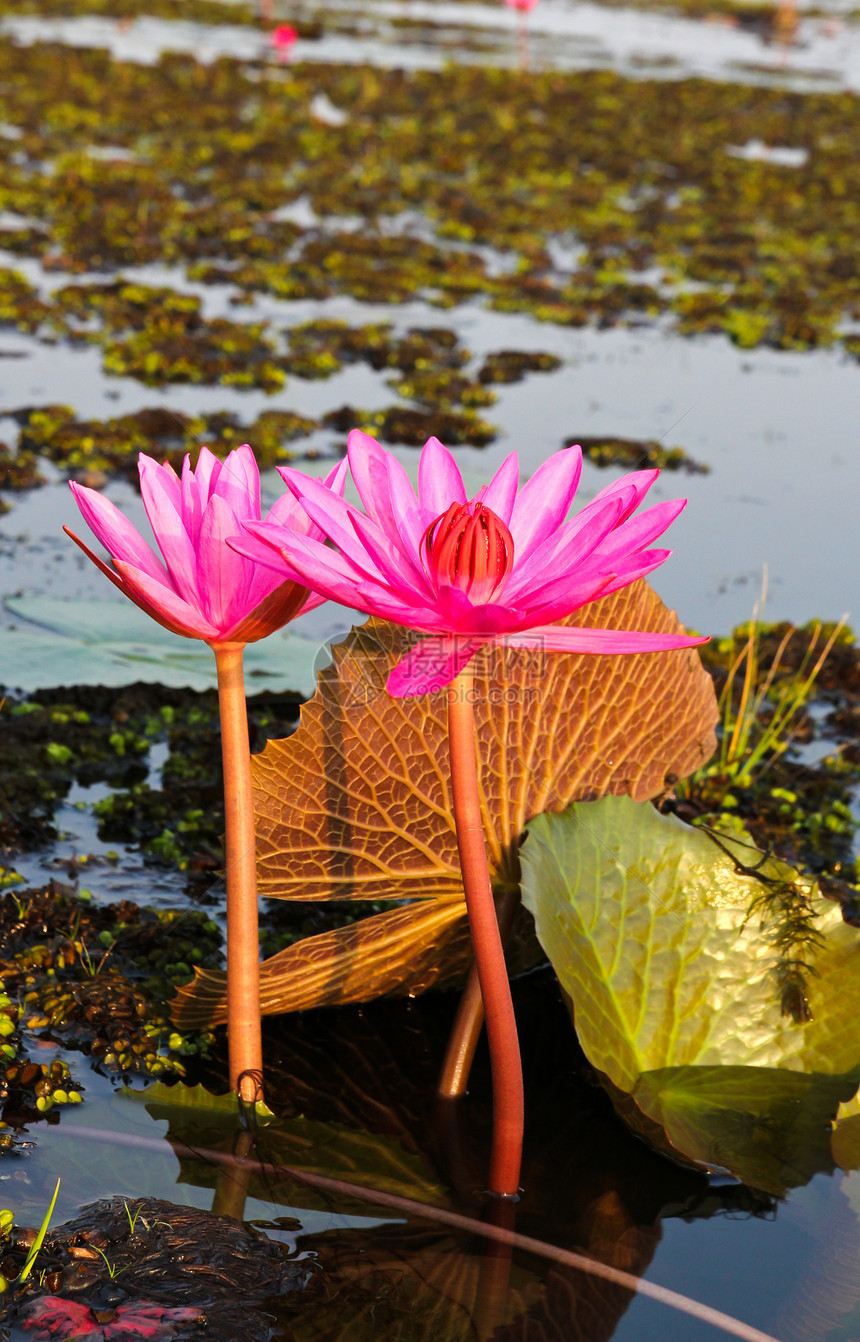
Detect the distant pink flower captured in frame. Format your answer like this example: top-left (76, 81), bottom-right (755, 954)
top-left (505, 0), bottom-right (540, 11)
top-left (20, 1294), bottom-right (202, 1340)
top-left (65, 445), bottom-right (347, 645)
top-left (269, 23), bottom-right (297, 59)
top-left (232, 431), bottom-right (706, 697)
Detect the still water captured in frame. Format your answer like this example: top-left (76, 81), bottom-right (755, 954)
top-left (0, 1), bottom-right (858, 1338)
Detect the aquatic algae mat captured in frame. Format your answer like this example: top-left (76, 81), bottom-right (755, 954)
top-left (0, 42), bottom-right (856, 346)
top-left (0, 37), bottom-right (860, 488)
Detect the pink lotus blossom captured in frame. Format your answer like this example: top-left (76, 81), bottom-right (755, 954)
top-left (66, 445), bottom-right (347, 645)
top-left (269, 23), bottom-right (297, 59)
top-left (231, 432), bottom-right (706, 697)
top-left (505, 0), bottom-right (540, 11)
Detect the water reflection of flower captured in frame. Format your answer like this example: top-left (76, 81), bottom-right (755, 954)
top-left (20, 1294), bottom-right (202, 1340)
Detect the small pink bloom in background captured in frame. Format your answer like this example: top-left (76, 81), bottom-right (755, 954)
top-left (232, 431), bottom-right (707, 697)
top-left (20, 1295), bottom-right (202, 1340)
top-left (269, 23), bottom-right (298, 60)
top-left (66, 445), bottom-right (347, 646)
top-left (505, 0), bottom-right (540, 12)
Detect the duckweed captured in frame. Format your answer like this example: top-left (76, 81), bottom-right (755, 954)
top-left (564, 434), bottom-right (709, 472)
top-left (0, 45), bottom-right (858, 371)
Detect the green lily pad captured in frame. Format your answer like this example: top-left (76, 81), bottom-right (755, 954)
top-left (2, 598), bottom-right (319, 695)
top-left (520, 796), bottom-right (860, 1193)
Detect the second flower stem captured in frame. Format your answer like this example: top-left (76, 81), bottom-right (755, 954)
top-left (447, 666), bottom-right (523, 1198)
top-left (212, 641), bottom-right (263, 1104)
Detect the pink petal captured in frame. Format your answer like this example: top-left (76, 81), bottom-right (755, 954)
top-left (504, 493), bottom-right (628, 601)
top-left (512, 573), bottom-right (618, 625)
top-left (477, 451), bottom-right (519, 525)
top-left (321, 455), bottom-right (349, 495)
top-left (248, 525), bottom-right (394, 611)
top-left (264, 484), bottom-right (314, 533)
top-left (387, 636), bottom-right (486, 697)
top-left (228, 523), bottom-right (297, 574)
top-left (417, 435), bottom-right (467, 517)
top-left (587, 497), bottom-right (687, 565)
top-left (268, 457), bottom-right (348, 535)
top-left (227, 529), bottom-right (324, 622)
top-left (507, 446), bottom-right (582, 559)
top-left (586, 467), bottom-right (660, 524)
top-left (497, 625), bottom-right (709, 654)
top-left (278, 470), bottom-right (392, 583)
top-left (138, 455), bottom-right (202, 609)
top-left (64, 527), bottom-right (198, 639)
top-left (113, 559), bottom-right (221, 640)
top-left (590, 548), bottom-right (672, 596)
top-left (68, 481), bottom-right (168, 583)
top-left (212, 443), bottom-right (261, 522)
top-left (433, 583), bottom-right (525, 635)
top-left (384, 450), bottom-right (432, 562)
top-left (227, 576), bottom-right (312, 641)
top-left (193, 445), bottom-right (223, 504)
top-left (197, 492), bottom-right (253, 632)
top-left (180, 455), bottom-right (204, 548)
top-left (139, 451), bottom-right (183, 515)
top-left (347, 429), bottom-right (400, 523)
top-left (350, 579), bottom-right (445, 629)
top-left (348, 509), bottom-right (435, 598)
top-left (347, 430), bottom-right (426, 562)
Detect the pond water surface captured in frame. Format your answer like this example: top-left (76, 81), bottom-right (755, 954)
top-left (0, 1), bottom-right (859, 1339)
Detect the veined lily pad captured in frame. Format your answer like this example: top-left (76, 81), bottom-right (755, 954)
top-left (520, 796), bottom-right (860, 1194)
top-left (173, 582), bottom-right (716, 1028)
top-left (2, 597), bottom-right (319, 695)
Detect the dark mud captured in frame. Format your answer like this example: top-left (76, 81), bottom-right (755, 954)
top-left (2, 1195), bottom-right (315, 1341)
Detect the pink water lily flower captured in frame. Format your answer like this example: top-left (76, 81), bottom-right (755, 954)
top-left (65, 445), bottom-right (347, 645)
top-left (231, 431), bottom-right (706, 697)
top-left (269, 22), bottom-right (297, 60)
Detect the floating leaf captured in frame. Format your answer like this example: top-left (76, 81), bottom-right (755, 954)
top-left (520, 796), bottom-right (860, 1193)
top-left (2, 597), bottom-right (319, 695)
top-left (121, 1080), bottom-right (241, 1119)
top-left (173, 583), bottom-right (716, 1027)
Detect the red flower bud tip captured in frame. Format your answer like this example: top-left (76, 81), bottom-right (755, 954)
top-left (423, 501), bottom-right (514, 604)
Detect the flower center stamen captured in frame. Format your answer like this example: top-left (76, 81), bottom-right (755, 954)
top-left (423, 501), bottom-right (514, 603)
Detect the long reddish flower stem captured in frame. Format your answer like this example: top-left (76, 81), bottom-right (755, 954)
top-left (447, 666), bottom-right (523, 1197)
top-left (212, 642), bottom-right (263, 1103)
top-left (437, 886), bottom-right (521, 1100)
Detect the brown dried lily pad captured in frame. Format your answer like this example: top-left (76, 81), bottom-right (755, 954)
top-left (172, 582), bottom-right (716, 1028)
